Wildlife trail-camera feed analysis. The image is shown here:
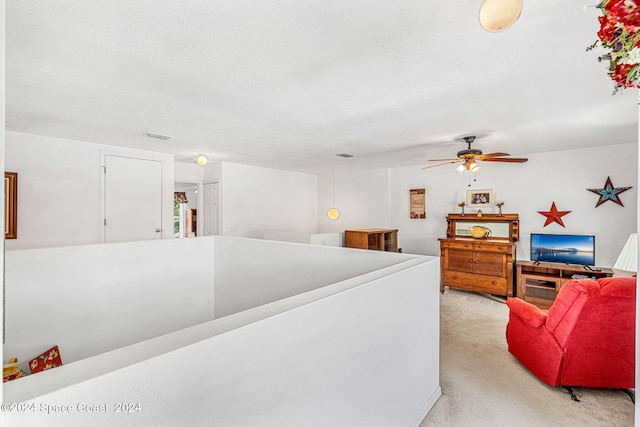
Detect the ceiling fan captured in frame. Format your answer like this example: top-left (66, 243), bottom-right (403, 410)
top-left (423, 135), bottom-right (528, 175)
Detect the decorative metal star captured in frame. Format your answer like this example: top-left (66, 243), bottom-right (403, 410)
top-left (587, 176), bottom-right (631, 207)
top-left (538, 202), bottom-right (571, 228)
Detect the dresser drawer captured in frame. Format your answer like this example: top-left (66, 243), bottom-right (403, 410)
top-left (441, 240), bottom-right (475, 250)
top-left (443, 271), bottom-right (508, 295)
top-left (473, 242), bottom-right (513, 254)
top-left (441, 239), bottom-right (512, 254)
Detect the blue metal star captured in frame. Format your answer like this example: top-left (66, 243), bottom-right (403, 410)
top-left (587, 176), bottom-right (631, 207)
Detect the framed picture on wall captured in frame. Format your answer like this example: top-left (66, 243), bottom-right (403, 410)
top-left (5, 172), bottom-right (17, 239)
top-left (410, 188), bottom-right (426, 218)
top-left (466, 189), bottom-right (494, 208)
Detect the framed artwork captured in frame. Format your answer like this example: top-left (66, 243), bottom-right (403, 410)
top-left (5, 172), bottom-right (17, 239)
top-left (466, 189), bottom-right (495, 208)
top-left (410, 188), bottom-right (425, 218)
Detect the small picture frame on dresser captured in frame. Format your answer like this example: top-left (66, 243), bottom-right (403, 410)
top-left (466, 189), bottom-right (495, 208)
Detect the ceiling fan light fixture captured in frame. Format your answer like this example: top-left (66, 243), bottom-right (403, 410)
top-left (469, 161), bottom-right (481, 176)
top-left (479, 0), bottom-right (522, 32)
top-left (456, 164), bottom-right (466, 175)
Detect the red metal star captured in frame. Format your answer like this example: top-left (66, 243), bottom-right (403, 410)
top-left (538, 202), bottom-right (571, 228)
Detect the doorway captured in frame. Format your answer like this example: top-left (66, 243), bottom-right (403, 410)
top-left (174, 182), bottom-right (199, 238)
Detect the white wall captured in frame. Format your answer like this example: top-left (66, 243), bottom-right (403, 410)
top-left (318, 168), bottom-right (391, 232)
top-left (1, 0), bottom-right (5, 402)
top-left (319, 143), bottom-right (637, 268)
top-left (174, 161), bottom-right (203, 183)
top-left (10, 133), bottom-right (632, 268)
top-left (221, 162), bottom-right (318, 238)
top-left (5, 131), bottom-right (175, 249)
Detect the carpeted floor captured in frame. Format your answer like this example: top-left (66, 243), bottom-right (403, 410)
top-left (420, 288), bottom-right (635, 427)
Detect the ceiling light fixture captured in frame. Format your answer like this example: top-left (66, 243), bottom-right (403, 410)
top-left (196, 154), bottom-right (208, 166)
top-left (479, 0), bottom-right (522, 32)
top-left (327, 171), bottom-right (340, 220)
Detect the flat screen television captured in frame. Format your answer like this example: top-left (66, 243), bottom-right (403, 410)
top-left (530, 233), bottom-right (595, 266)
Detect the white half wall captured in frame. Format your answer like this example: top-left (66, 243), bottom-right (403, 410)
top-left (3, 237), bottom-right (441, 427)
top-left (214, 236), bottom-right (408, 317)
top-left (264, 230), bottom-right (343, 246)
top-left (4, 237), bottom-right (216, 366)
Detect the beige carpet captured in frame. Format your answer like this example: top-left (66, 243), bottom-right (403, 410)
top-left (420, 288), bottom-right (635, 427)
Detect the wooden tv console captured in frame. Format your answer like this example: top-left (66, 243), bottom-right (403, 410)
top-left (516, 260), bottom-right (613, 309)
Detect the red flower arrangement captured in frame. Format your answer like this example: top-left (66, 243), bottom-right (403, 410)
top-left (590, 0), bottom-right (640, 92)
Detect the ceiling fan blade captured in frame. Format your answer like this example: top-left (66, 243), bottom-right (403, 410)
top-left (479, 152), bottom-right (510, 159)
top-left (422, 160), bottom-right (462, 169)
top-left (427, 158), bottom-right (460, 162)
top-left (481, 157), bottom-right (528, 163)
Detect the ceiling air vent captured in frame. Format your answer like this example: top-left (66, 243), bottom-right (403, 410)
top-left (144, 132), bottom-right (173, 141)
top-left (336, 153), bottom-right (355, 158)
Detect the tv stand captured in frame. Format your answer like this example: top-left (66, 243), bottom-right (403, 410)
top-left (516, 260), bottom-right (613, 309)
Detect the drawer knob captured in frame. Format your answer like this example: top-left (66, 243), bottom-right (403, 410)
top-left (492, 281), bottom-right (497, 285)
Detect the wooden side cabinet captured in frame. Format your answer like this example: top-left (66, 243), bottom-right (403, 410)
top-left (344, 228), bottom-right (398, 252)
top-left (516, 260), bottom-right (613, 309)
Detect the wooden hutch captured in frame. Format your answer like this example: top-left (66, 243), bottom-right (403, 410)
top-left (439, 213), bottom-right (519, 297)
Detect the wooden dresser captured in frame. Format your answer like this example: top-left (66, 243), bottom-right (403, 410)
top-left (439, 214), bottom-right (518, 297)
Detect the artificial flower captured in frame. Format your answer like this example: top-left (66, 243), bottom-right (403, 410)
top-left (591, 0), bottom-right (640, 92)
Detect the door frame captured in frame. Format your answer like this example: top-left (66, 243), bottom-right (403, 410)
top-left (99, 147), bottom-right (174, 243)
top-left (203, 180), bottom-right (221, 236)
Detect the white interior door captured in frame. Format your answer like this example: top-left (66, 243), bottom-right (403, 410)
top-left (104, 155), bottom-right (163, 243)
top-left (203, 182), bottom-right (219, 236)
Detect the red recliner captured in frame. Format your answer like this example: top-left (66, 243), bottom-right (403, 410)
top-left (506, 276), bottom-right (636, 399)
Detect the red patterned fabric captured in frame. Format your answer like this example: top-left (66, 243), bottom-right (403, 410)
top-left (29, 346), bottom-right (63, 374)
top-left (506, 277), bottom-right (636, 389)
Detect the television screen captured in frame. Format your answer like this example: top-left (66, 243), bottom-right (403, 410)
top-left (530, 233), bottom-right (595, 266)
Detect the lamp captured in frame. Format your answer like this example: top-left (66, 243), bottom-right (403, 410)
top-left (196, 155), bottom-right (208, 166)
top-left (613, 233), bottom-right (637, 276)
top-left (479, 0), bottom-right (523, 32)
top-left (327, 171), bottom-right (340, 220)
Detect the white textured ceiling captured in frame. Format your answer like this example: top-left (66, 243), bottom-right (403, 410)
top-left (5, 1), bottom-right (638, 174)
